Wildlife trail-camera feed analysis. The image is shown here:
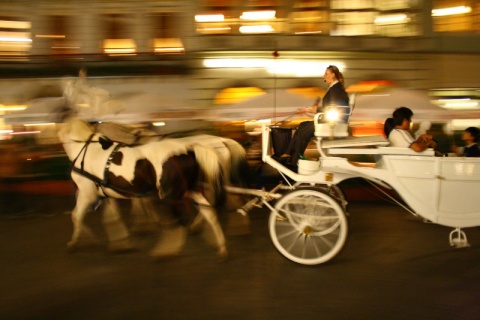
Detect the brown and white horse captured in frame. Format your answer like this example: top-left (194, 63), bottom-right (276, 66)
top-left (58, 117), bottom-right (229, 260)
top-left (127, 134), bottom-right (251, 252)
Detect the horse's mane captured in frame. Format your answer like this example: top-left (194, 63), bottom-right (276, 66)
top-left (62, 117), bottom-right (95, 141)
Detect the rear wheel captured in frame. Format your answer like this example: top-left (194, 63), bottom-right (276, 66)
top-left (269, 188), bottom-right (348, 265)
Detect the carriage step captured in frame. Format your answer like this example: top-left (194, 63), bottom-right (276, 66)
top-left (449, 228), bottom-right (471, 248)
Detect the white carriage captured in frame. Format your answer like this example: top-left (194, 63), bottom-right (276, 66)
top-left (230, 108), bottom-right (480, 266)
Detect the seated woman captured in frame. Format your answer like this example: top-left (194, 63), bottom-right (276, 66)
top-left (386, 107), bottom-right (438, 152)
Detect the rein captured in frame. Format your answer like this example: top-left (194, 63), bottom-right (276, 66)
top-left (71, 133), bottom-right (95, 172)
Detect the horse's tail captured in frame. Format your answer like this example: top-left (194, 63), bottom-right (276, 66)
top-left (222, 138), bottom-right (250, 187)
top-left (191, 143), bottom-right (227, 207)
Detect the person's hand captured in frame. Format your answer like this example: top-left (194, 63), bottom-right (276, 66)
top-left (418, 134), bottom-right (431, 144)
top-left (298, 106), bottom-right (314, 114)
top-left (304, 106), bottom-right (314, 113)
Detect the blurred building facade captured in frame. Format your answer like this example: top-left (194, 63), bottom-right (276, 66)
top-left (0, 0), bottom-right (479, 110)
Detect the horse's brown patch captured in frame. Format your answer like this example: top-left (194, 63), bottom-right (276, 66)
top-left (160, 152), bottom-right (198, 200)
top-left (111, 152), bottom-right (123, 165)
top-left (106, 158), bottom-right (156, 196)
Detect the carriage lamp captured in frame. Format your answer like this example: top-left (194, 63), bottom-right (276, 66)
top-left (325, 106), bottom-right (341, 140)
top-left (325, 108), bottom-right (341, 122)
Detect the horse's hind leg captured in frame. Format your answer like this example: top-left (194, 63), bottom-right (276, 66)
top-left (102, 199), bottom-right (134, 252)
top-left (149, 202), bottom-right (187, 260)
top-left (188, 191), bottom-right (228, 261)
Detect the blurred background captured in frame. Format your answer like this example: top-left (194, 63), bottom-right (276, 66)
top-left (1, 0), bottom-right (480, 207)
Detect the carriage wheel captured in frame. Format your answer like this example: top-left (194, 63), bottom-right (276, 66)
top-left (293, 183), bottom-right (347, 211)
top-left (316, 184), bottom-right (348, 212)
top-left (269, 188), bottom-right (348, 265)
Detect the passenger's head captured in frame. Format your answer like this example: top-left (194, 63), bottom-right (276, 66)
top-left (324, 65), bottom-right (345, 87)
top-left (383, 117), bottom-right (395, 138)
top-left (392, 107), bottom-right (413, 129)
top-left (463, 127), bottom-right (480, 143)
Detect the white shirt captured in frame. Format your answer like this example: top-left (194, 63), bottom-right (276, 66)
top-left (388, 129), bottom-right (414, 148)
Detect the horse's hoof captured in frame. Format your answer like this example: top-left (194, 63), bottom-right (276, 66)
top-left (66, 238), bottom-right (99, 252)
top-left (131, 224), bottom-right (158, 235)
top-left (150, 252), bottom-right (180, 261)
top-left (108, 239), bottom-right (135, 253)
top-left (66, 241), bottom-right (78, 252)
top-left (188, 221), bottom-right (204, 234)
top-left (150, 226), bottom-right (186, 260)
top-left (217, 248), bottom-right (229, 262)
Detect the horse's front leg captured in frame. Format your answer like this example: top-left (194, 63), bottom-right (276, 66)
top-left (102, 198), bottom-right (135, 252)
top-left (130, 197), bottom-right (159, 235)
top-left (188, 191), bottom-right (228, 261)
top-left (67, 190), bottom-right (99, 251)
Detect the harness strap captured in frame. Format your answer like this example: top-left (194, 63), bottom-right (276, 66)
top-left (70, 135), bottom-right (152, 198)
top-left (70, 133), bottom-right (95, 172)
top-left (71, 165), bottom-right (154, 198)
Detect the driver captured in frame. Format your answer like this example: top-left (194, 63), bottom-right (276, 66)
top-left (277, 65), bottom-right (350, 171)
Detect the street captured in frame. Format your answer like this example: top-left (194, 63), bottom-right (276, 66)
top-left (1, 194), bottom-right (480, 320)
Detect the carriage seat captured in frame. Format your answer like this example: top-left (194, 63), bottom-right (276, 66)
top-left (327, 146), bottom-right (435, 156)
top-left (321, 135), bottom-right (389, 149)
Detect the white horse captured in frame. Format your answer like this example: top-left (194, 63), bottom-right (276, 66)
top-left (58, 117), bottom-right (229, 260)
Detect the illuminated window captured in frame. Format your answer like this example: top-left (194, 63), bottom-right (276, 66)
top-left (195, 0), bottom-right (423, 37)
top-left (102, 14), bottom-right (136, 55)
top-left (293, 0), bottom-right (328, 8)
top-left (289, 10), bottom-right (329, 34)
top-left (0, 17), bottom-right (31, 58)
top-left (433, 0), bottom-right (476, 33)
top-left (329, 0), bottom-right (421, 36)
top-left (331, 11), bottom-right (376, 36)
top-left (374, 13), bottom-right (421, 37)
top-left (38, 15), bottom-right (80, 55)
top-left (151, 13), bottom-right (185, 53)
top-left (330, 0), bottom-right (374, 10)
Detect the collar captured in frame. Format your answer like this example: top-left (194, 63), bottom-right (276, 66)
top-left (328, 80), bottom-right (339, 89)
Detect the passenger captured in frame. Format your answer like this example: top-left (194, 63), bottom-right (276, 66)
top-left (278, 65), bottom-right (350, 170)
top-left (452, 127), bottom-right (480, 157)
top-left (388, 107), bottom-right (438, 152)
top-left (383, 117), bottom-right (395, 138)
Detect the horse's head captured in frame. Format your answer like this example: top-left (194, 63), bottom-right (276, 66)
top-left (57, 117), bottom-right (95, 144)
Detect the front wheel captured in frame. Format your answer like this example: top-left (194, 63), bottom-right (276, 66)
top-left (269, 188), bottom-right (348, 265)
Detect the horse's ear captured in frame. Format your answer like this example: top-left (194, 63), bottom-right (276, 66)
top-left (99, 136), bottom-right (114, 150)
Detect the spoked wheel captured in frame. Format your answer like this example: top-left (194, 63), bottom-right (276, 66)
top-left (269, 188), bottom-right (348, 265)
top-left (324, 184), bottom-right (348, 212)
top-left (294, 183), bottom-right (348, 212)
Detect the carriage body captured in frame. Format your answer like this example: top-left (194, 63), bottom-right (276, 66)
top-left (259, 116), bottom-right (480, 265)
top-left (262, 123), bottom-right (480, 228)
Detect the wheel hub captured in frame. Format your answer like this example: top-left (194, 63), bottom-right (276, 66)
top-left (303, 225), bottom-right (312, 235)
